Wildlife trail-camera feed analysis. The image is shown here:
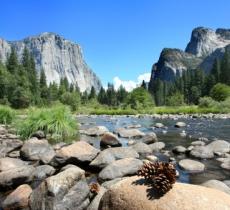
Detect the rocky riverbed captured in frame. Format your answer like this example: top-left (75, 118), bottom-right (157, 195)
top-left (1, 115), bottom-right (230, 210)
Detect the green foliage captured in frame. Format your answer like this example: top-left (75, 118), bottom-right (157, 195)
top-left (198, 97), bottom-right (219, 108)
top-left (60, 92), bottom-right (81, 111)
top-left (166, 92), bottom-right (184, 106)
top-left (10, 86), bottom-right (31, 109)
top-left (210, 83), bottom-right (230, 101)
top-left (0, 105), bottom-right (15, 124)
top-left (127, 87), bottom-right (154, 109)
top-left (17, 105), bottom-right (77, 142)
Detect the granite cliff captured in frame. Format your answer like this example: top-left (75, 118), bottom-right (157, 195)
top-left (0, 32), bottom-right (101, 92)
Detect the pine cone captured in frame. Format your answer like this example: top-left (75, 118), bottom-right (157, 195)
top-left (89, 182), bottom-right (100, 194)
top-left (154, 173), bottom-right (173, 195)
top-left (138, 161), bottom-right (176, 195)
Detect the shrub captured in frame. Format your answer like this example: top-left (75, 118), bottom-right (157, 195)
top-left (0, 105), bottom-right (15, 124)
top-left (210, 83), bottom-right (230, 101)
top-left (127, 87), bottom-right (154, 109)
top-left (198, 97), bottom-right (219, 108)
top-left (17, 105), bottom-right (77, 142)
top-left (60, 92), bottom-right (81, 111)
top-left (166, 92), bottom-right (184, 106)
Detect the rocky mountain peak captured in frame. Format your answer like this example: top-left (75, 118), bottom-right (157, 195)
top-left (0, 33), bottom-right (101, 92)
top-left (185, 27), bottom-right (230, 57)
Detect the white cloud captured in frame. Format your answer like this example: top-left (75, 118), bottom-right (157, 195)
top-left (113, 73), bottom-right (151, 92)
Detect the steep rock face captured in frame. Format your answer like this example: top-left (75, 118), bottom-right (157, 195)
top-left (0, 33), bottom-right (101, 92)
top-left (150, 48), bottom-right (202, 82)
top-left (149, 27), bottom-right (230, 87)
top-left (186, 27), bottom-right (230, 57)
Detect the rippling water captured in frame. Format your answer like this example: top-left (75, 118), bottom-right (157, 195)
top-left (77, 115), bottom-right (230, 185)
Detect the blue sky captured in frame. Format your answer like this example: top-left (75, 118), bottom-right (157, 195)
top-left (0, 0), bottom-right (230, 87)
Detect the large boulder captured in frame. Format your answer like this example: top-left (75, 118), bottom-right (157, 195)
top-left (0, 157), bottom-right (28, 172)
top-left (0, 165), bottom-right (35, 189)
top-left (29, 165), bottom-right (88, 210)
top-left (20, 138), bottom-right (55, 164)
top-left (98, 158), bottom-right (142, 181)
top-left (115, 128), bottom-right (145, 138)
top-left (52, 141), bottom-right (99, 166)
top-left (201, 179), bottom-right (230, 195)
top-left (99, 176), bottom-right (230, 210)
top-left (2, 184), bottom-right (32, 210)
top-left (80, 126), bottom-right (109, 136)
top-left (100, 132), bottom-right (121, 147)
top-left (178, 159), bottom-right (205, 172)
top-left (131, 142), bottom-right (152, 156)
top-left (0, 138), bottom-right (23, 158)
top-left (90, 147), bottom-right (139, 169)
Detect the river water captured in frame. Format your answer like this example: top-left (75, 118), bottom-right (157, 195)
top-left (77, 115), bottom-right (230, 185)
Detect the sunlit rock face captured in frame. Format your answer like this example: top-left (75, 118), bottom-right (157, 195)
top-left (0, 32), bottom-right (101, 92)
top-left (149, 27), bottom-right (230, 87)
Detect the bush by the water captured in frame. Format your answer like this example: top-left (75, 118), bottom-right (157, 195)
top-left (210, 83), bottom-right (230, 101)
top-left (17, 105), bottom-right (77, 142)
top-left (0, 105), bottom-right (15, 124)
top-left (198, 97), bottom-right (219, 108)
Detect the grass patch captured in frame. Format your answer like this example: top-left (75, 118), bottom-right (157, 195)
top-left (0, 105), bottom-right (16, 124)
top-left (17, 105), bottom-right (78, 142)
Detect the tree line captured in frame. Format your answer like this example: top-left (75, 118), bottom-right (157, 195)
top-left (1, 47), bottom-right (230, 110)
top-left (149, 49), bottom-right (230, 106)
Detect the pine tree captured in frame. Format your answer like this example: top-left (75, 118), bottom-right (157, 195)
top-left (6, 47), bottom-right (18, 74)
top-left (220, 50), bottom-right (230, 85)
top-left (89, 86), bottom-right (96, 99)
top-left (106, 83), bottom-right (117, 106)
top-left (98, 87), bottom-right (107, 104)
top-left (117, 86), bottom-right (128, 104)
top-left (141, 80), bottom-right (147, 89)
top-left (40, 69), bottom-right (48, 101)
top-left (211, 58), bottom-right (221, 83)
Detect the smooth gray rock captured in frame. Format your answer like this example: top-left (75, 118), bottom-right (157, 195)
top-left (172, 146), bottom-right (187, 154)
top-left (100, 132), bottom-right (121, 147)
top-left (0, 33), bottom-right (102, 92)
top-left (221, 160), bottom-right (230, 170)
top-left (34, 165), bottom-right (56, 180)
top-left (115, 128), bottom-right (145, 138)
top-left (201, 179), bottom-right (230, 195)
top-left (190, 146), bottom-right (214, 159)
top-left (179, 159), bottom-right (205, 172)
top-left (90, 147), bottom-right (139, 169)
top-left (98, 158), bottom-right (143, 181)
top-left (149, 142), bottom-right (165, 152)
top-left (141, 132), bottom-right (158, 144)
top-left (80, 126), bottom-right (109, 136)
top-left (52, 141), bottom-right (99, 166)
top-left (0, 157), bottom-right (28, 172)
top-left (131, 142), bottom-right (152, 156)
top-left (31, 130), bottom-right (46, 139)
top-left (175, 122), bottom-right (186, 128)
top-left (101, 178), bottom-right (126, 189)
top-left (206, 140), bottom-right (230, 154)
top-left (20, 138), bottom-right (55, 164)
top-left (154, 123), bottom-right (164, 128)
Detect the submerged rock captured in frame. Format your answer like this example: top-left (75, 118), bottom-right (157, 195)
top-left (141, 132), bottom-right (158, 144)
top-left (175, 122), bottom-right (186, 128)
top-left (99, 176), bottom-right (230, 210)
top-left (149, 142), bottom-right (165, 152)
